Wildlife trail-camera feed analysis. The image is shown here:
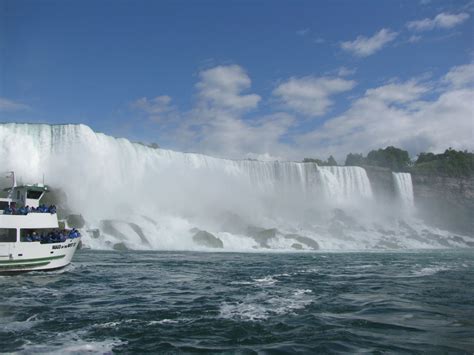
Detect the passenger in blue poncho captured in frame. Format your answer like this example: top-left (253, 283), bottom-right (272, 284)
top-left (68, 228), bottom-right (80, 239)
top-left (32, 232), bottom-right (40, 241)
top-left (3, 207), bottom-right (12, 215)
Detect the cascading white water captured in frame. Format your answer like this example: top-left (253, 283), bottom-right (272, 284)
top-left (392, 172), bottom-right (415, 209)
top-left (0, 123), bottom-right (469, 250)
top-left (318, 166), bottom-right (373, 202)
top-left (0, 123), bottom-right (373, 208)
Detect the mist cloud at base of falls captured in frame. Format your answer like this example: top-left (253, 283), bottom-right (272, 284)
top-left (0, 123), bottom-right (471, 251)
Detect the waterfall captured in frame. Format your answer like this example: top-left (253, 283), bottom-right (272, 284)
top-left (392, 172), bottom-right (415, 209)
top-left (0, 123), bottom-right (373, 208)
top-left (318, 166), bottom-right (373, 203)
top-left (2, 122), bottom-right (468, 250)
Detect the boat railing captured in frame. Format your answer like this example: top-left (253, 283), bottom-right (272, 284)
top-left (2, 205), bottom-right (57, 215)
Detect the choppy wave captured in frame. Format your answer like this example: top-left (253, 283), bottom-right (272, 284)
top-left (19, 336), bottom-right (125, 355)
top-left (411, 264), bottom-right (453, 277)
top-left (1, 250), bottom-right (473, 353)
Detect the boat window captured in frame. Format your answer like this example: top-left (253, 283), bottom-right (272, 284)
top-left (20, 229), bottom-right (36, 242)
top-left (0, 201), bottom-right (9, 210)
top-left (0, 229), bottom-right (16, 242)
top-left (27, 190), bottom-right (43, 199)
top-left (20, 228), bottom-right (57, 241)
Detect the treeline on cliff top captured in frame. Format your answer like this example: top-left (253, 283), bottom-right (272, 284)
top-left (303, 147), bottom-right (474, 177)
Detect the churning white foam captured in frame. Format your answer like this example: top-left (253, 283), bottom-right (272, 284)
top-left (17, 328), bottom-right (125, 355)
top-left (412, 265), bottom-right (452, 277)
top-left (219, 289), bottom-right (313, 321)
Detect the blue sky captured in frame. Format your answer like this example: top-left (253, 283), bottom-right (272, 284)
top-left (1, 0), bottom-right (473, 161)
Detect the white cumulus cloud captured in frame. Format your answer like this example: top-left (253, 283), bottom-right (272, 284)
top-left (337, 67), bottom-right (357, 77)
top-left (132, 95), bottom-right (173, 113)
top-left (185, 111), bottom-right (296, 159)
top-left (341, 28), bottom-right (398, 57)
top-left (365, 80), bottom-right (429, 103)
top-left (443, 62), bottom-right (474, 88)
top-left (196, 65), bottom-right (261, 111)
top-left (408, 35), bottom-right (422, 43)
top-left (131, 95), bottom-right (176, 122)
top-left (128, 63), bottom-right (474, 162)
top-left (273, 76), bottom-right (356, 117)
top-left (407, 12), bottom-right (470, 31)
top-left (298, 75), bottom-right (474, 160)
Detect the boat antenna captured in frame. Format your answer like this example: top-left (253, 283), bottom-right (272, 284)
top-left (9, 171), bottom-right (16, 188)
top-left (5, 171), bottom-right (16, 199)
top-left (43, 173), bottom-right (45, 185)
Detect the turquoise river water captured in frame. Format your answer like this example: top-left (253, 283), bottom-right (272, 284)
top-left (1, 250), bottom-right (473, 353)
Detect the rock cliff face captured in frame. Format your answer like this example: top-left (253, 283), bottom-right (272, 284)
top-left (364, 166), bottom-right (395, 202)
top-left (364, 166), bottom-right (473, 236)
top-left (412, 174), bottom-right (474, 236)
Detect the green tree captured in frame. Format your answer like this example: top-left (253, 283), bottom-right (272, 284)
top-left (413, 148), bottom-right (474, 177)
top-left (327, 155), bottom-right (338, 166)
top-left (415, 152), bottom-right (436, 164)
top-left (303, 158), bottom-right (326, 165)
top-left (366, 146), bottom-right (410, 171)
top-left (345, 153), bottom-right (366, 166)
top-left (303, 156), bottom-right (338, 166)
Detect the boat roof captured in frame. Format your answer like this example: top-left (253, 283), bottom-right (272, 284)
top-left (3, 184), bottom-right (50, 192)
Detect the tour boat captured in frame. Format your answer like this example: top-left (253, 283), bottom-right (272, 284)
top-left (0, 175), bottom-right (81, 273)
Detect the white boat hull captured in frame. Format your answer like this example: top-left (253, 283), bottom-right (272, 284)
top-left (0, 238), bottom-right (81, 273)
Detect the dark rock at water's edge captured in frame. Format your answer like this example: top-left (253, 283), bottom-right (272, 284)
top-left (100, 220), bottom-right (127, 241)
top-left (128, 223), bottom-right (151, 247)
top-left (284, 234), bottom-right (319, 250)
top-left (67, 214), bottom-right (86, 228)
top-left (246, 227), bottom-right (319, 250)
top-left (87, 229), bottom-right (101, 239)
top-left (247, 228), bottom-right (278, 248)
top-left (113, 242), bottom-right (129, 251)
top-left (100, 220), bottom-right (151, 247)
top-left (192, 230), bottom-right (224, 248)
top-left (141, 215), bottom-right (159, 226)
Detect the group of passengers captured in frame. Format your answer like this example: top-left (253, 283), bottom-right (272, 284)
top-left (3, 204), bottom-right (57, 215)
top-left (25, 228), bottom-right (81, 243)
